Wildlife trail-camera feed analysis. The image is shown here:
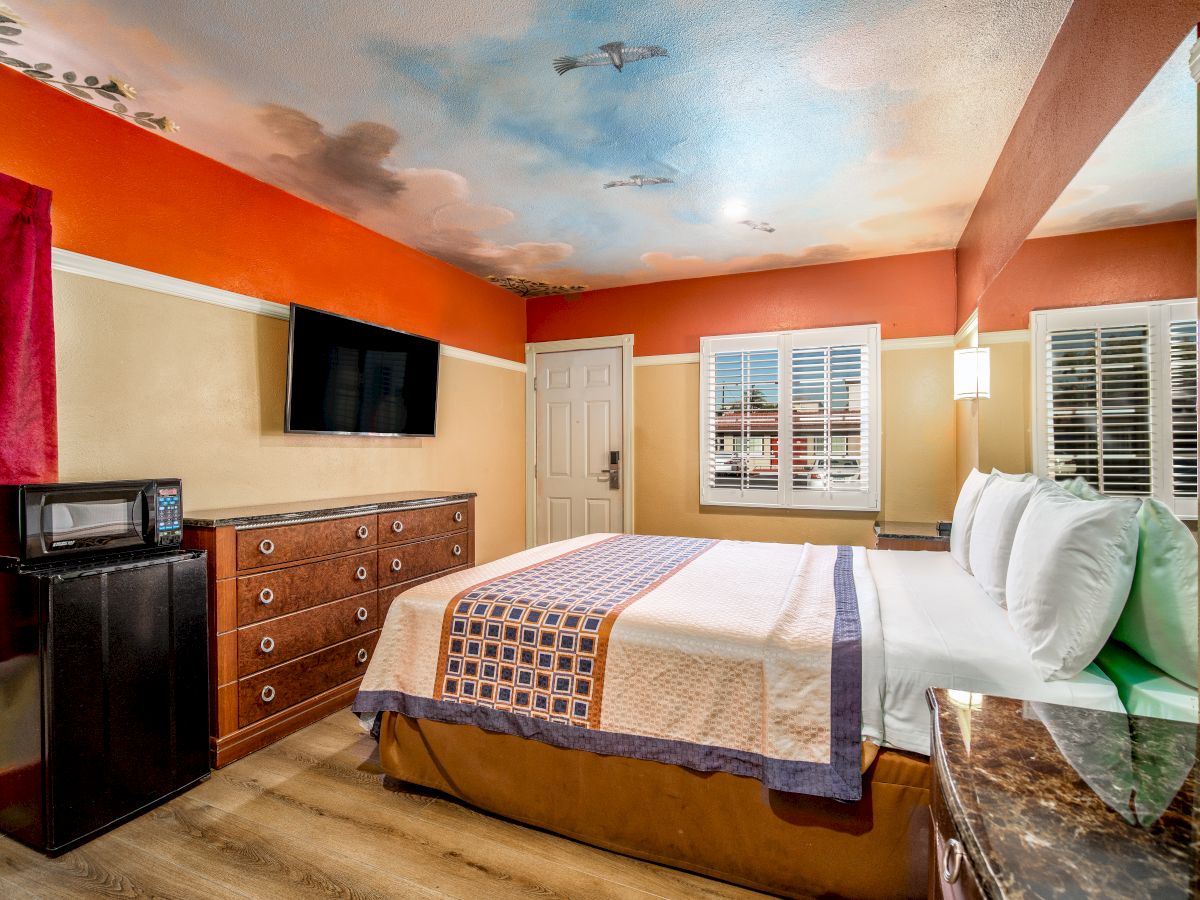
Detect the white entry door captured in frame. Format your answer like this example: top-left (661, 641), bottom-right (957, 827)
top-left (534, 347), bottom-right (624, 544)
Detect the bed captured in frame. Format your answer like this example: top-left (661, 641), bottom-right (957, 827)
top-left (354, 534), bottom-right (1124, 899)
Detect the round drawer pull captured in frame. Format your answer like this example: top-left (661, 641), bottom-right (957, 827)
top-left (941, 838), bottom-right (963, 885)
top-left (357, 524), bottom-right (369, 539)
top-left (453, 511), bottom-right (463, 523)
top-left (259, 538), bottom-right (274, 556)
top-left (391, 558), bottom-right (403, 573)
top-left (452, 544), bottom-right (462, 557)
top-left (259, 588), bottom-right (274, 605)
top-left (355, 565), bottom-right (368, 581)
top-left (356, 606), bottom-right (369, 622)
top-left (356, 648), bottom-right (369, 664)
top-left (261, 685), bottom-right (276, 703)
top-left (391, 520), bottom-right (404, 534)
top-left (260, 636), bottom-right (275, 654)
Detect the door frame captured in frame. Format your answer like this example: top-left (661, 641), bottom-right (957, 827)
top-left (525, 334), bottom-right (635, 548)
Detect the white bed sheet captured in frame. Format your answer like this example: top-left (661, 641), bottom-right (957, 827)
top-left (866, 549), bottom-right (1125, 755)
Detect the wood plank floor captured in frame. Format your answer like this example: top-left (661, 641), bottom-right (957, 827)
top-left (0, 710), bottom-right (772, 899)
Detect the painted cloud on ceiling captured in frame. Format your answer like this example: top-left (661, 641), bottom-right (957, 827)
top-left (1033, 39), bottom-right (1197, 238)
top-left (4, 1), bottom-right (1192, 292)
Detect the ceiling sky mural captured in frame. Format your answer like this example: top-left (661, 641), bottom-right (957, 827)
top-left (1, 1), bottom-right (1193, 293)
top-left (1033, 38), bottom-right (1196, 238)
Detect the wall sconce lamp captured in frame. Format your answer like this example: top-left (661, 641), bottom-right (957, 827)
top-left (953, 348), bottom-right (991, 400)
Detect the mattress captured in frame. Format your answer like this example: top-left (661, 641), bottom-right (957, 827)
top-left (358, 535), bottom-right (878, 798)
top-left (867, 549), bottom-right (1125, 754)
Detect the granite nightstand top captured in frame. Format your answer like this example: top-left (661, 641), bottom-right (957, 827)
top-left (873, 520), bottom-right (949, 542)
top-left (183, 490), bottom-right (475, 528)
top-left (928, 688), bottom-right (1197, 899)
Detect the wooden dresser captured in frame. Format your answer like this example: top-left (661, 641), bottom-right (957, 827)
top-left (183, 491), bottom-right (475, 767)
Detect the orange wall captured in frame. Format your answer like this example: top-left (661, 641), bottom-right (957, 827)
top-left (526, 249), bottom-right (957, 354)
top-left (0, 67), bottom-right (525, 361)
top-left (981, 220), bottom-right (1197, 331)
top-left (955, 0), bottom-right (1196, 328)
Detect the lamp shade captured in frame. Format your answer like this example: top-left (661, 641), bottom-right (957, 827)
top-left (953, 348), bottom-right (991, 399)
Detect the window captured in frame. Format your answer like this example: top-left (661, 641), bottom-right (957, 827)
top-left (1032, 299), bottom-right (1197, 518)
top-left (699, 325), bottom-right (880, 510)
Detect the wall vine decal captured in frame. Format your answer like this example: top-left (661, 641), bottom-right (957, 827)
top-left (0, 4), bottom-right (178, 132)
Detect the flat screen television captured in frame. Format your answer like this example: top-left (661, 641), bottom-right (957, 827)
top-left (285, 304), bottom-right (440, 437)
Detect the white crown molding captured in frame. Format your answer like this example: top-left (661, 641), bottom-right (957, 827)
top-left (631, 337), bottom-right (955, 363)
top-left (633, 352), bottom-right (699, 366)
top-left (954, 308), bottom-right (979, 345)
top-left (51, 247), bottom-right (526, 373)
top-left (441, 345), bottom-right (525, 372)
top-left (979, 329), bottom-right (1030, 345)
top-left (52, 247), bottom-right (290, 320)
top-left (880, 334), bottom-right (955, 351)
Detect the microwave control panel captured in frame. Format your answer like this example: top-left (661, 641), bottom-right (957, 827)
top-left (156, 484), bottom-right (183, 545)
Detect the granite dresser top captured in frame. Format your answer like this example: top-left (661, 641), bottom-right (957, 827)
top-left (928, 688), bottom-right (1197, 899)
top-left (183, 491), bottom-right (475, 528)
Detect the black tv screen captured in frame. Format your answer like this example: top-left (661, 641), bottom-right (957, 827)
top-left (285, 304), bottom-right (440, 436)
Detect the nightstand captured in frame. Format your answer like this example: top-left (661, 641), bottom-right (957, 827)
top-left (873, 521), bottom-right (949, 552)
top-left (926, 688), bottom-right (1197, 899)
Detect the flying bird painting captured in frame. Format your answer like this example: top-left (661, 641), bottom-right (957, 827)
top-left (739, 220), bottom-right (776, 233)
top-left (603, 175), bottom-right (674, 189)
top-left (554, 41), bottom-right (669, 75)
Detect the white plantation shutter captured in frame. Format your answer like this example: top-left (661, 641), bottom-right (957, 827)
top-left (1032, 300), bottom-right (1198, 517)
top-left (791, 343), bottom-right (872, 501)
top-left (1168, 309), bottom-right (1197, 516)
top-left (700, 325), bottom-right (879, 510)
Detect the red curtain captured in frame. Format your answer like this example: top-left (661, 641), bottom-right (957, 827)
top-left (0, 172), bottom-right (56, 484)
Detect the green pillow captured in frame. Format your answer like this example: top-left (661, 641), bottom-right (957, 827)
top-left (1094, 641), bottom-right (1198, 723)
top-left (1112, 499), bottom-right (1198, 688)
top-left (1061, 476), bottom-right (1104, 501)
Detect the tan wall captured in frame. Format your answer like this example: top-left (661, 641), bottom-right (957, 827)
top-left (977, 339), bottom-right (1031, 476)
top-left (52, 272), bottom-right (526, 564)
top-left (632, 347), bottom-right (956, 548)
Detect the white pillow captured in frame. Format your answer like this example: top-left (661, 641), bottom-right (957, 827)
top-left (949, 469), bottom-right (994, 573)
top-left (1006, 483), bottom-right (1140, 681)
top-left (968, 476), bottom-right (1039, 607)
top-left (991, 468), bottom-right (1036, 483)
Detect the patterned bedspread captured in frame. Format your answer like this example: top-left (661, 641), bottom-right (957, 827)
top-left (354, 533), bottom-right (869, 800)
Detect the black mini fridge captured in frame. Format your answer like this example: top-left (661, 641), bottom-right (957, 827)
top-left (0, 549), bottom-right (210, 852)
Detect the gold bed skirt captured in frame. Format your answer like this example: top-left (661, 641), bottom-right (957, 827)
top-left (378, 712), bottom-right (931, 899)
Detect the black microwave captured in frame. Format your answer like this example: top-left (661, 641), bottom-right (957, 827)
top-left (0, 479), bottom-right (183, 564)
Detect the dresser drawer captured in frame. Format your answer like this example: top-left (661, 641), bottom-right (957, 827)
top-left (237, 550), bottom-right (377, 625)
top-left (377, 503), bottom-right (467, 545)
top-left (930, 765), bottom-right (985, 900)
top-left (237, 590), bottom-right (379, 676)
top-left (238, 631), bottom-right (379, 728)
top-left (378, 533), bottom-right (467, 587)
top-left (236, 514), bottom-right (377, 570)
